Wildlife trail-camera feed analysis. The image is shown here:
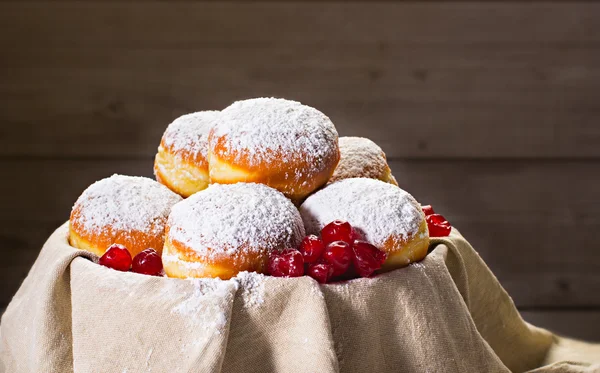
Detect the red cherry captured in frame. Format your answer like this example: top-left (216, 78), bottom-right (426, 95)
top-left (352, 240), bottom-right (387, 277)
top-left (299, 235), bottom-right (325, 263)
top-left (323, 241), bottom-right (352, 276)
top-left (426, 213), bottom-right (450, 226)
top-left (307, 262), bottom-right (334, 284)
top-left (131, 248), bottom-right (164, 276)
top-left (283, 249), bottom-right (305, 277)
top-left (426, 214), bottom-right (452, 237)
top-left (99, 244), bottom-right (132, 272)
top-left (321, 220), bottom-right (353, 245)
top-left (422, 205), bottom-right (435, 216)
top-left (350, 227), bottom-right (363, 242)
top-left (268, 254), bottom-right (285, 277)
top-left (268, 249), bottom-right (304, 277)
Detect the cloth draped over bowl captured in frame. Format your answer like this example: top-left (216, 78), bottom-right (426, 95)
top-left (0, 223), bottom-right (598, 373)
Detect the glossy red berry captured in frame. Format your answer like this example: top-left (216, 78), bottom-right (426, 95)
top-left (131, 248), bottom-right (164, 276)
top-left (422, 205), bottom-right (435, 216)
top-left (352, 240), bottom-right (387, 277)
top-left (268, 249), bottom-right (304, 277)
top-left (321, 220), bottom-right (353, 245)
top-left (426, 214), bottom-right (451, 237)
top-left (426, 213), bottom-right (449, 226)
top-left (350, 227), bottom-right (363, 242)
top-left (307, 262), bottom-right (334, 284)
top-left (268, 254), bottom-right (285, 277)
top-left (323, 241), bottom-right (352, 276)
top-left (99, 244), bottom-right (132, 272)
top-left (299, 235), bottom-right (325, 263)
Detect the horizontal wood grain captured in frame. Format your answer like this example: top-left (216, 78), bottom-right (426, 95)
top-left (0, 222), bottom-right (63, 308)
top-left (521, 311), bottom-right (600, 342)
top-left (2, 2), bottom-right (600, 46)
top-left (0, 159), bottom-right (599, 308)
top-left (2, 65), bottom-right (599, 159)
top-left (1, 2), bottom-right (600, 158)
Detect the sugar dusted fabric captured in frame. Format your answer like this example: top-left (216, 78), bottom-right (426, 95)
top-left (1, 223), bottom-right (599, 373)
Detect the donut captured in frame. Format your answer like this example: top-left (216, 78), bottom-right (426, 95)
top-left (208, 98), bottom-right (340, 203)
top-left (299, 178), bottom-right (429, 271)
top-left (154, 111), bottom-right (219, 197)
top-left (328, 137), bottom-right (398, 186)
top-left (163, 182), bottom-right (305, 279)
top-left (69, 174), bottom-right (182, 257)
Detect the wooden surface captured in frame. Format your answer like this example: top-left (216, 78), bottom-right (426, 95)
top-left (1, 1), bottom-right (599, 342)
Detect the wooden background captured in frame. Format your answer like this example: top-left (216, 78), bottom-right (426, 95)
top-left (1, 1), bottom-right (600, 342)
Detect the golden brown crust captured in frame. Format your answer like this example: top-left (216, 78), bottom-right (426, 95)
top-left (68, 217), bottom-right (168, 258)
top-left (209, 136), bottom-right (339, 202)
top-left (160, 137), bottom-right (208, 169)
top-left (154, 145), bottom-right (210, 198)
top-left (162, 234), bottom-right (269, 280)
top-left (68, 175), bottom-right (181, 258)
top-left (328, 137), bottom-right (397, 186)
top-left (162, 182), bottom-right (306, 279)
top-left (379, 219), bottom-right (429, 272)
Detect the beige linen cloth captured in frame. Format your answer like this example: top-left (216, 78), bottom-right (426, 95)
top-left (1, 223), bottom-right (598, 373)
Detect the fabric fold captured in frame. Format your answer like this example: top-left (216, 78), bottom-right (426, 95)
top-left (1, 223), bottom-right (599, 373)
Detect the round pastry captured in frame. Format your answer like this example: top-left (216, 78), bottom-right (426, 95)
top-left (69, 174), bottom-right (182, 257)
top-left (163, 182), bottom-right (305, 279)
top-left (328, 136), bottom-right (398, 186)
top-left (208, 98), bottom-right (340, 203)
top-left (299, 178), bottom-right (429, 271)
top-left (154, 111), bottom-right (219, 197)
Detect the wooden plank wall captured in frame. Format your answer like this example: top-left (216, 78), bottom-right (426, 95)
top-left (1, 1), bottom-right (599, 341)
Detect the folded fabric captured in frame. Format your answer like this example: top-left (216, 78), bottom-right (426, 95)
top-left (1, 223), bottom-right (598, 373)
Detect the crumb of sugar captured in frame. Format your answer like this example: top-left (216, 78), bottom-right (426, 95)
top-left (329, 137), bottom-right (390, 183)
top-left (210, 98), bottom-right (338, 175)
top-left (72, 174), bottom-right (182, 238)
top-left (171, 278), bottom-right (238, 334)
top-left (167, 183), bottom-right (305, 260)
top-left (233, 271), bottom-right (266, 308)
top-left (161, 111), bottom-right (219, 161)
top-left (299, 178), bottom-right (423, 248)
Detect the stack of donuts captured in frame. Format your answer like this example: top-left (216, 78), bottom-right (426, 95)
top-left (69, 98), bottom-right (435, 281)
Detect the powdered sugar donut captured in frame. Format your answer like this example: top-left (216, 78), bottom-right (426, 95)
top-left (163, 183), bottom-right (305, 279)
top-left (208, 98), bottom-right (340, 203)
top-left (69, 175), bottom-right (183, 257)
top-left (154, 111), bottom-right (219, 197)
top-left (299, 178), bottom-right (429, 271)
top-left (328, 137), bottom-right (398, 186)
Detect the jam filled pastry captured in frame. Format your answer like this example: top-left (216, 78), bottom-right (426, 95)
top-left (299, 178), bottom-right (429, 271)
top-left (208, 98), bottom-right (340, 203)
top-left (162, 182), bottom-right (305, 280)
top-left (69, 175), bottom-right (182, 257)
top-left (328, 136), bottom-right (398, 186)
top-left (154, 111), bottom-right (220, 197)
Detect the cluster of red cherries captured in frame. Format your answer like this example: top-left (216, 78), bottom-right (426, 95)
top-left (99, 244), bottom-right (164, 276)
top-left (268, 220), bottom-right (387, 283)
top-left (422, 205), bottom-right (452, 237)
top-left (269, 205), bottom-right (452, 283)
top-left (99, 205), bottom-right (451, 281)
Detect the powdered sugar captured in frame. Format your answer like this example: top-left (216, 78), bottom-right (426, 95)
top-left (210, 98), bottom-right (338, 168)
top-left (161, 111), bottom-right (219, 161)
top-left (233, 271), bottom-right (266, 308)
top-left (172, 278), bottom-right (237, 336)
top-left (299, 178), bottom-right (423, 248)
top-left (329, 137), bottom-right (391, 183)
top-left (71, 174), bottom-right (182, 238)
top-left (167, 183), bottom-right (305, 260)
